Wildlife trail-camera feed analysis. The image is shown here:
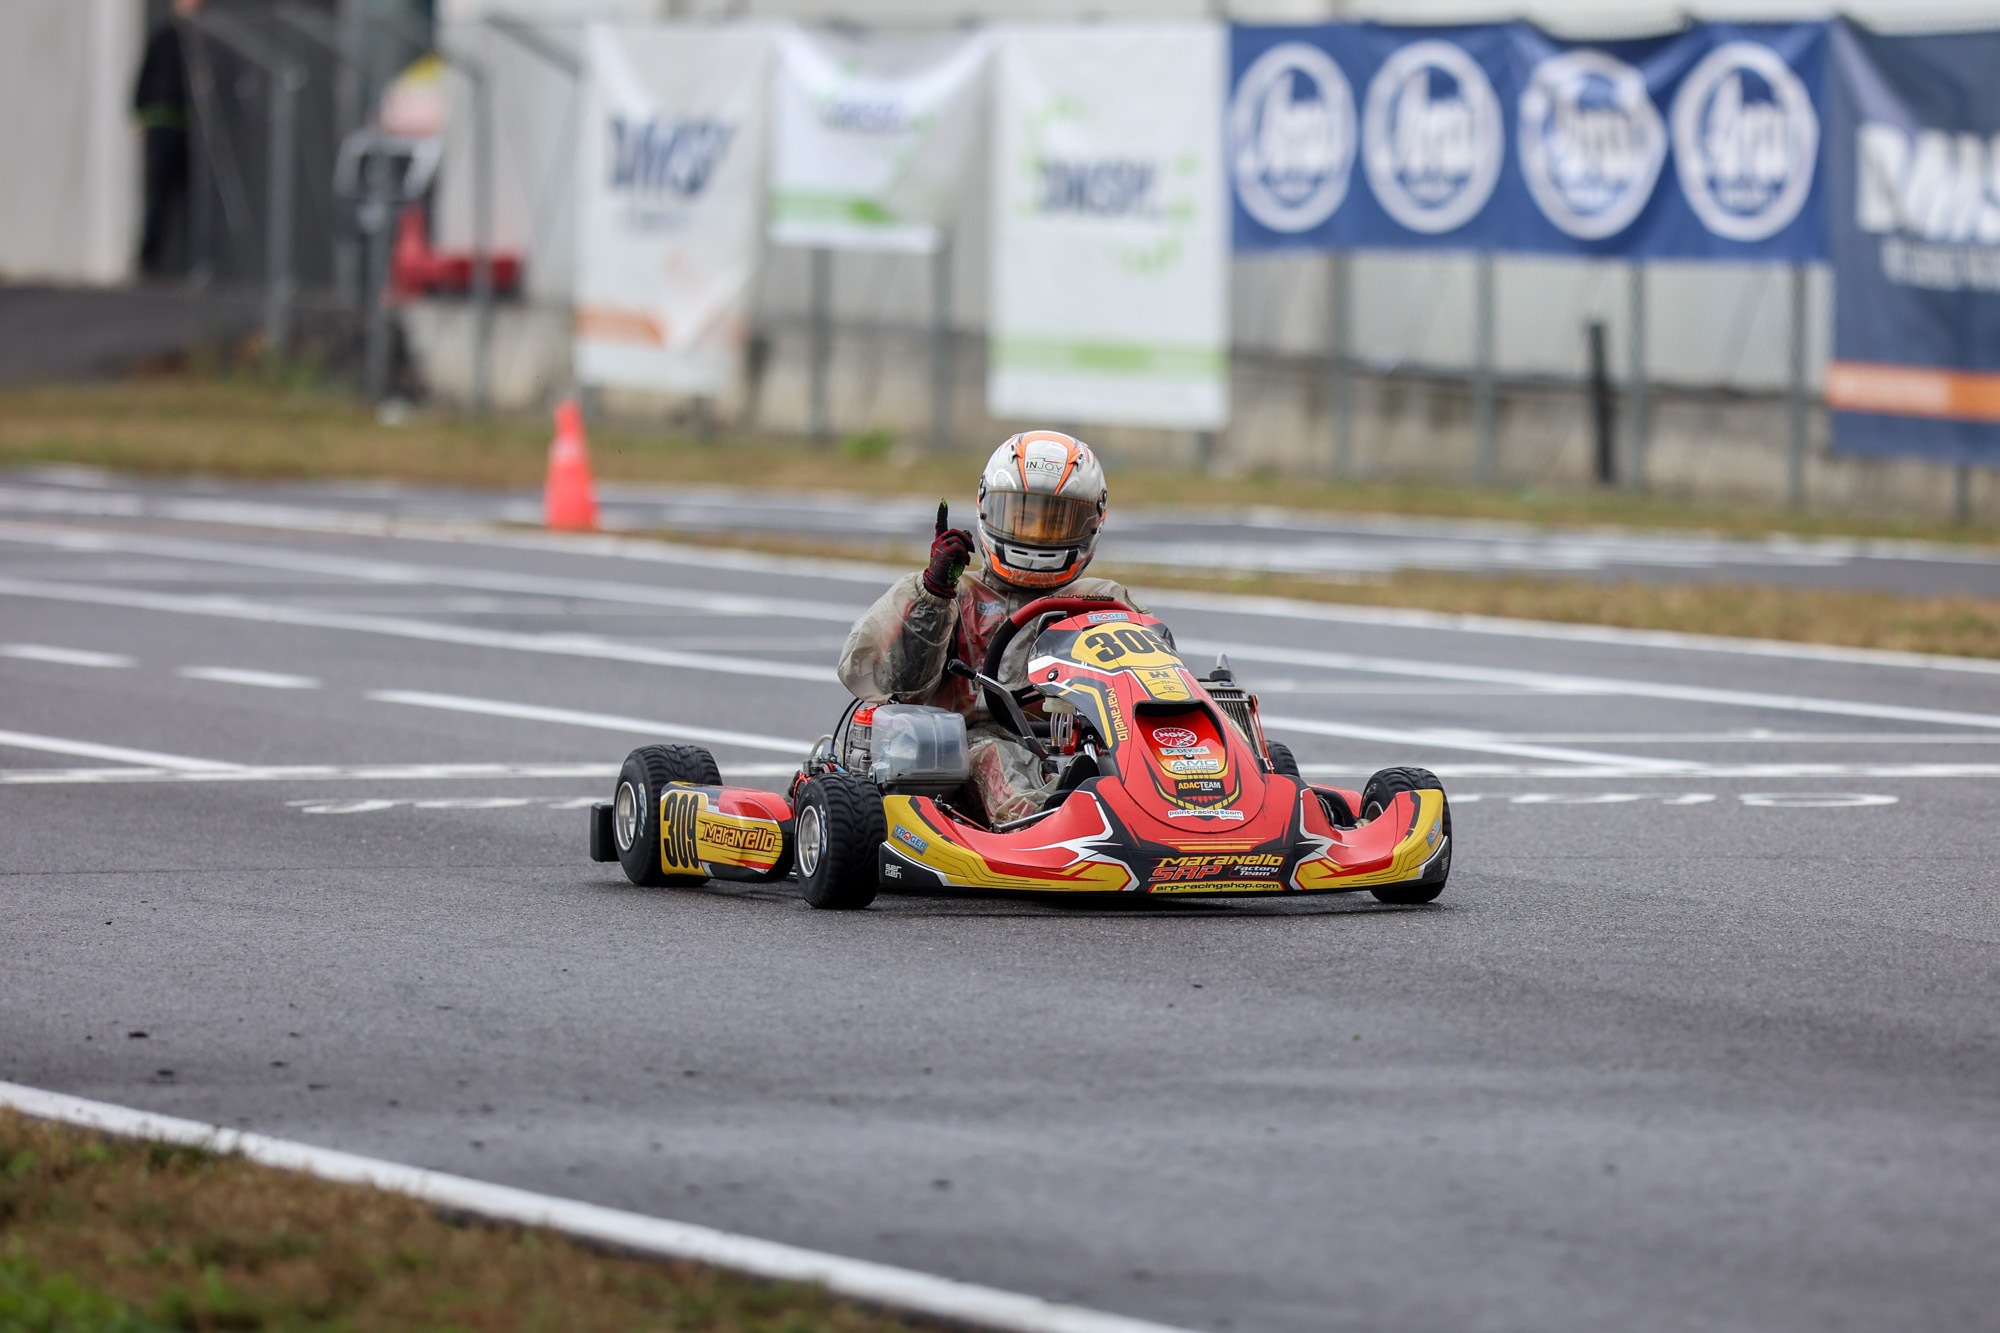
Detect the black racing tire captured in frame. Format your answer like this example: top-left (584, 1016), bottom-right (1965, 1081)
top-left (793, 773), bottom-right (885, 910)
top-left (1360, 766), bottom-right (1451, 905)
top-left (612, 744), bottom-right (721, 888)
top-left (1265, 740), bottom-right (1301, 781)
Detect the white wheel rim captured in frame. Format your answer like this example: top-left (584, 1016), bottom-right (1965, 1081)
top-left (797, 803), bottom-right (825, 878)
top-left (614, 780), bottom-right (641, 853)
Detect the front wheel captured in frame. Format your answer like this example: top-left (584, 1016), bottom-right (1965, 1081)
top-left (793, 773), bottom-right (885, 910)
top-left (1360, 766), bottom-right (1450, 905)
top-left (612, 745), bottom-right (721, 887)
top-left (1265, 740), bottom-right (1301, 781)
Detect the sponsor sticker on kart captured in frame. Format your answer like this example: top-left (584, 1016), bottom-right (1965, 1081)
top-left (1167, 806), bottom-right (1247, 821)
top-left (893, 825), bottom-right (929, 854)
top-left (1151, 726), bottom-right (1199, 748)
top-left (1085, 611), bottom-right (1130, 624)
top-left (1166, 757), bottom-right (1223, 775)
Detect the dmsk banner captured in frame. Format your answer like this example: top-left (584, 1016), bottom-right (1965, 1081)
top-left (989, 24), bottom-right (1229, 430)
top-left (1825, 23), bottom-right (2000, 462)
top-left (768, 27), bottom-right (991, 254)
top-left (1228, 21), bottom-right (1826, 258)
top-left (573, 25), bottom-right (771, 398)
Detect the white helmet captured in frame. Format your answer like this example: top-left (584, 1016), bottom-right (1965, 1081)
top-left (976, 430), bottom-right (1108, 591)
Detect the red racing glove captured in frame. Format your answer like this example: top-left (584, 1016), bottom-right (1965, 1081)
top-left (924, 500), bottom-right (976, 598)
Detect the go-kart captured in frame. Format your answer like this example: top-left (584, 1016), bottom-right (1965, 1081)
top-left (588, 596), bottom-right (1451, 909)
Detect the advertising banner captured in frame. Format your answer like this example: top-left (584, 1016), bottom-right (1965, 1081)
top-left (989, 25), bottom-right (1229, 430)
top-left (1825, 23), bottom-right (2000, 462)
top-left (1228, 21), bottom-right (1826, 259)
top-left (768, 27), bottom-right (991, 253)
top-left (573, 25), bottom-right (771, 397)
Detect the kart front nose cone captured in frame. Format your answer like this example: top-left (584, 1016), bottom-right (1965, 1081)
top-left (613, 779), bottom-right (641, 854)
top-left (797, 803), bottom-right (826, 879)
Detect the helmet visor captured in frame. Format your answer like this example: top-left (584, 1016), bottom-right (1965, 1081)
top-left (983, 492), bottom-right (1099, 546)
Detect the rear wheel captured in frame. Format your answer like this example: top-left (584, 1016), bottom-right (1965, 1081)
top-left (1265, 740), bottom-right (1300, 781)
top-left (613, 745), bottom-right (721, 887)
top-left (794, 773), bottom-right (885, 910)
top-left (1360, 766), bottom-right (1450, 905)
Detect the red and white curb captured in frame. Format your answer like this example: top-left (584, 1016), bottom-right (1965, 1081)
top-left (0, 1081), bottom-right (1198, 1333)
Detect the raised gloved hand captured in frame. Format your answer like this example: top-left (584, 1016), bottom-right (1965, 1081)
top-left (924, 499), bottom-right (976, 598)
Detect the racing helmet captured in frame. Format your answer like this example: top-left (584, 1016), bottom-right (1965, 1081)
top-left (975, 430), bottom-right (1108, 590)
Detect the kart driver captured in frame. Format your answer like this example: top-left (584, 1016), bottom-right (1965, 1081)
top-left (837, 430), bottom-right (1147, 824)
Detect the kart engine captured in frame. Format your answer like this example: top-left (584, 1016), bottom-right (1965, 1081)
top-left (844, 704), bottom-right (971, 797)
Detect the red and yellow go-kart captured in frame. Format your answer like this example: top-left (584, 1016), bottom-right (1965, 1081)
top-left (589, 596), bottom-right (1451, 910)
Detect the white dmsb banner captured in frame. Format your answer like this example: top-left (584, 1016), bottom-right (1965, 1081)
top-left (769, 27), bottom-right (990, 253)
top-left (988, 25), bottom-right (1229, 430)
top-left (574, 25), bottom-right (771, 397)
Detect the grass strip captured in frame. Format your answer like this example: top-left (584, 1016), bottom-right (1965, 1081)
top-left (0, 1109), bottom-right (921, 1333)
top-left (4, 375), bottom-right (1997, 547)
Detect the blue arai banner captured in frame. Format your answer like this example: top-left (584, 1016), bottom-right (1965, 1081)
top-left (1824, 22), bottom-right (2000, 462)
top-left (1227, 21), bottom-right (1827, 259)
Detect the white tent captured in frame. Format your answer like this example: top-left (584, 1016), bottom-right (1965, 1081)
top-left (0, 0), bottom-right (143, 285)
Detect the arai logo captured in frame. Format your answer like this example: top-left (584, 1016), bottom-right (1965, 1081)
top-left (1518, 51), bottom-right (1666, 240)
top-left (1230, 42), bottom-right (1357, 234)
top-left (1362, 40), bottom-right (1503, 234)
top-left (1670, 41), bottom-right (1818, 242)
top-left (1151, 726), bottom-right (1199, 749)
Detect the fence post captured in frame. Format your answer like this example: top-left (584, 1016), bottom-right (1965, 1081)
top-left (1624, 260), bottom-right (1648, 492)
top-left (469, 61), bottom-right (494, 415)
top-left (1473, 253), bottom-right (1496, 484)
top-left (363, 153), bottom-right (395, 401)
top-left (1330, 251), bottom-right (1353, 477)
top-left (1588, 320), bottom-right (1615, 485)
top-left (809, 247), bottom-right (832, 440)
top-left (265, 64), bottom-right (305, 362)
top-left (930, 232), bottom-right (953, 451)
top-left (1787, 262), bottom-right (1808, 509)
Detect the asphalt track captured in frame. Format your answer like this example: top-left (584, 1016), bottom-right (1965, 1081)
top-left (8, 465), bottom-right (2000, 592)
top-left (2, 472), bottom-right (1998, 1333)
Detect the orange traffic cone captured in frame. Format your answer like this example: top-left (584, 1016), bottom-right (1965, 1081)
top-left (544, 399), bottom-right (599, 531)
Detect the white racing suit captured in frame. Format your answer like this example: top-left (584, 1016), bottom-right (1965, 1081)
top-left (836, 567), bottom-right (1147, 823)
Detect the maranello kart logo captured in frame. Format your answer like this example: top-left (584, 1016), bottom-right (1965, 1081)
top-left (1518, 51), bottom-right (1667, 240)
top-left (609, 116), bottom-right (735, 197)
top-left (1362, 40), bottom-right (1503, 234)
top-left (1230, 42), bottom-right (1358, 233)
top-left (1670, 42), bottom-right (1818, 242)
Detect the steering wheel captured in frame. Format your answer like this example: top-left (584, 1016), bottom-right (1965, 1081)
top-left (976, 596), bottom-right (1134, 737)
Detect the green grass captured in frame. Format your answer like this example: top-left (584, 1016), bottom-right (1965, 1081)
top-left (0, 1110), bottom-right (924, 1333)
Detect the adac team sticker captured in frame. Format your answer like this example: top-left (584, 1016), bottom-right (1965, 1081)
top-left (1231, 41), bottom-right (1358, 234)
top-left (1517, 50), bottom-right (1666, 240)
top-left (1670, 41), bottom-right (1818, 243)
top-left (1362, 40), bottom-right (1503, 235)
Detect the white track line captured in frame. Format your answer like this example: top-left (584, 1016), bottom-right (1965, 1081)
top-left (0, 1081), bottom-right (1197, 1333)
top-left (14, 498), bottom-right (2000, 677)
top-left (0, 576), bottom-right (838, 684)
top-left (0, 761), bottom-right (790, 786)
top-left (0, 523), bottom-right (869, 625)
top-left (0, 728), bottom-right (242, 773)
top-left (368, 690), bottom-right (812, 755)
top-left (179, 666), bottom-right (320, 689)
top-left (6, 571), bottom-right (1990, 738)
top-left (1186, 638), bottom-right (2000, 733)
top-left (1, 642), bottom-right (133, 668)
top-left (1262, 715), bottom-right (1695, 771)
